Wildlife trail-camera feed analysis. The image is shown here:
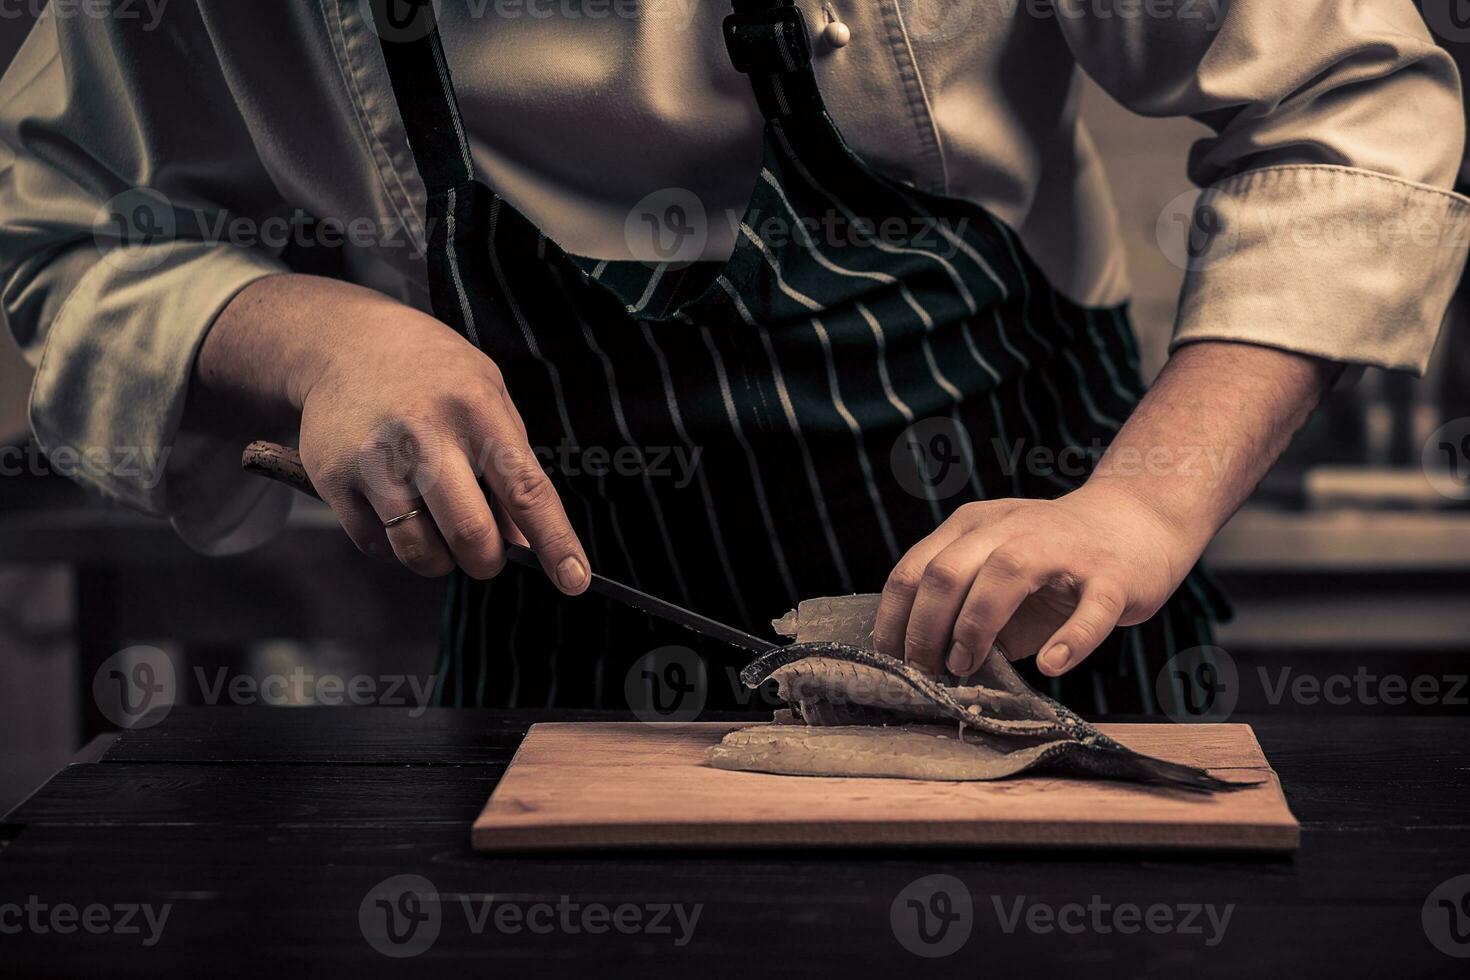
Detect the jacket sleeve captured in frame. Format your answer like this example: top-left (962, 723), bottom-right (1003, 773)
top-left (0, 4), bottom-right (295, 550)
top-left (1056, 0), bottom-right (1470, 373)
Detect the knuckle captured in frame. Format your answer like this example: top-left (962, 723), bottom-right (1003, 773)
top-left (504, 469), bottom-right (554, 512)
top-left (921, 557), bottom-right (971, 593)
top-left (480, 362), bottom-right (506, 391)
top-left (982, 548), bottom-right (1028, 581)
top-left (959, 499), bottom-right (1013, 525)
top-left (312, 457), bottom-right (358, 500)
top-left (955, 501), bottom-right (990, 528)
top-left (398, 395), bottom-right (455, 425)
top-left (444, 514), bottom-right (497, 552)
top-left (884, 562), bottom-right (924, 600)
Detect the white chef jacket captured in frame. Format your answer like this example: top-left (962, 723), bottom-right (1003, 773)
top-left (0, 0), bottom-right (1467, 551)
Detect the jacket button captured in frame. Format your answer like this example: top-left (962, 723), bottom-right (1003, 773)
top-left (824, 21), bottom-right (852, 48)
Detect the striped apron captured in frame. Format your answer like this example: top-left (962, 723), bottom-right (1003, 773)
top-left (372, 0), bottom-right (1227, 715)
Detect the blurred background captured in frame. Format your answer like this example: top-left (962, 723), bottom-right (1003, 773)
top-left (2, 5), bottom-right (1468, 812)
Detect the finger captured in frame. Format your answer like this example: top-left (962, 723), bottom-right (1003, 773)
top-left (949, 545), bottom-right (1043, 675)
top-left (324, 489), bottom-right (395, 562)
top-left (1036, 579), bottom-right (1127, 676)
top-left (475, 413), bottom-right (589, 595)
top-left (362, 483), bottom-right (455, 578)
top-left (420, 449), bottom-right (505, 580)
top-left (486, 393), bottom-right (531, 549)
top-left (902, 534), bottom-right (1002, 675)
top-left (873, 520), bottom-right (969, 661)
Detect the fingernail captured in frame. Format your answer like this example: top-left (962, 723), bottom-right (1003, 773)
top-left (946, 643), bottom-right (971, 676)
top-left (1040, 643), bottom-right (1072, 674)
top-left (556, 556), bottom-right (587, 591)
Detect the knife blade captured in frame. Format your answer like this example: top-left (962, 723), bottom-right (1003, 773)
top-left (242, 440), bottom-right (781, 654)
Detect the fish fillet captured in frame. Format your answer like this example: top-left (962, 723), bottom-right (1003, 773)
top-left (708, 595), bottom-right (1252, 791)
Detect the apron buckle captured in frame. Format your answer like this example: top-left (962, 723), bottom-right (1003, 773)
top-left (723, 5), bottom-right (813, 76)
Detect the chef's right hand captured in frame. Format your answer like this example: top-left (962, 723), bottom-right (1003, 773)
top-left (201, 274), bottom-right (590, 592)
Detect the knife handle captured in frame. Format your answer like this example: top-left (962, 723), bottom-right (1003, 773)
top-left (243, 441), bottom-right (778, 652)
top-left (242, 440), bottom-right (320, 500)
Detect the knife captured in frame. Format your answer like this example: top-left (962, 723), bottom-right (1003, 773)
top-left (241, 440), bottom-right (781, 654)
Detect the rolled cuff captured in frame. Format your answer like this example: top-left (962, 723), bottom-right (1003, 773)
top-left (1171, 165), bottom-right (1470, 374)
top-left (28, 241), bottom-right (290, 549)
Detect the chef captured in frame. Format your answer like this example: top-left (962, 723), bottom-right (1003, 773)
top-left (1, 1), bottom-right (1465, 712)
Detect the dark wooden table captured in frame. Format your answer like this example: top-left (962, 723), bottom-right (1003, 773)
top-left (2, 708), bottom-right (1466, 977)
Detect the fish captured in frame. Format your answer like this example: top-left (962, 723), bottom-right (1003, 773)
top-left (707, 595), bottom-right (1251, 792)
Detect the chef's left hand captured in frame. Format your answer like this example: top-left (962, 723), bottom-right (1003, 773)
top-left (873, 482), bottom-right (1201, 678)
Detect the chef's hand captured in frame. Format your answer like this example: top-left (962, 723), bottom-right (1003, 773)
top-left (198, 274), bottom-right (590, 591)
top-left (872, 341), bottom-right (1344, 678)
top-left (873, 483), bottom-right (1194, 678)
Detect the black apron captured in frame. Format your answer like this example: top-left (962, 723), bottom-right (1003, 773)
top-left (369, 0), bottom-right (1228, 715)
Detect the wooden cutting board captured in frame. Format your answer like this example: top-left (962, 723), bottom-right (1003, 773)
top-left (472, 722), bottom-right (1299, 852)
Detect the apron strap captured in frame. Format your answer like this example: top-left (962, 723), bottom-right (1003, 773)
top-left (363, 0), bottom-right (826, 348)
top-left (723, 0), bottom-right (826, 120)
top-left (365, 0), bottom-right (493, 347)
top-left (369, 0), bottom-right (474, 197)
